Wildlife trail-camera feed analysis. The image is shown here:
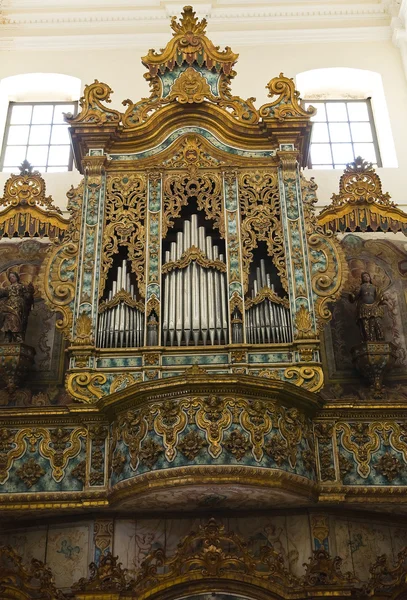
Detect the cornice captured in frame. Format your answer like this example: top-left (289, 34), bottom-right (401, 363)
top-left (0, 1), bottom-right (394, 50)
top-left (0, 26), bottom-right (392, 52)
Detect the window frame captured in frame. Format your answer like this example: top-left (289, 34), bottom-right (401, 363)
top-left (304, 98), bottom-right (382, 169)
top-left (0, 100), bottom-right (77, 173)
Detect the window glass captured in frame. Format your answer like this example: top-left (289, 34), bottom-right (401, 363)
top-left (305, 100), bottom-right (381, 169)
top-left (0, 101), bottom-right (76, 172)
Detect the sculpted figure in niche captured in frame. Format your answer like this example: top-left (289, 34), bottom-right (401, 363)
top-left (349, 272), bottom-right (387, 342)
top-left (0, 271), bottom-right (34, 343)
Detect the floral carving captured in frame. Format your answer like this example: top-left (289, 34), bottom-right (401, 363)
top-left (302, 548), bottom-right (356, 586)
top-left (112, 451), bottom-right (126, 476)
top-left (224, 429), bottom-right (250, 461)
top-left (71, 460), bottom-right (86, 484)
top-left (178, 430), bottom-right (206, 460)
top-left (319, 447), bottom-right (336, 482)
top-left (374, 452), bottom-right (404, 482)
top-left (264, 434), bottom-right (287, 466)
top-left (338, 454), bottom-right (353, 479)
top-left (16, 457), bottom-right (45, 488)
top-left (139, 438), bottom-right (163, 468)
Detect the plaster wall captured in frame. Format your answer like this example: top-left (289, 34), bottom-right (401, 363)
top-left (0, 37), bottom-right (405, 214)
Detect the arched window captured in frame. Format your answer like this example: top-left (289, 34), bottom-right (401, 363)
top-left (0, 73), bottom-right (81, 172)
top-left (296, 68), bottom-right (397, 169)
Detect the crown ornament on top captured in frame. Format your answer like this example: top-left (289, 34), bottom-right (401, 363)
top-left (142, 6), bottom-right (238, 75)
top-left (318, 156), bottom-right (407, 235)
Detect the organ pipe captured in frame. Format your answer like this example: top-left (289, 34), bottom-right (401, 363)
top-left (245, 259), bottom-right (292, 344)
top-left (97, 259), bottom-right (144, 348)
top-left (162, 214), bottom-right (228, 346)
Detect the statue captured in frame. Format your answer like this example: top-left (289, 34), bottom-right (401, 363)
top-left (0, 271), bottom-right (34, 343)
top-left (349, 272), bottom-right (387, 342)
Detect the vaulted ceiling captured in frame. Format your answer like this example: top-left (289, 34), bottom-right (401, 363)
top-left (0, 0), bottom-right (403, 50)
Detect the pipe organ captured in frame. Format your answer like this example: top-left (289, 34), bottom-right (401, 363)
top-left (162, 214), bottom-right (228, 346)
top-left (245, 259), bottom-right (292, 344)
top-left (97, 259), bottom-right (145, 348)
top-left (46, 4), bottom-right (340, 402)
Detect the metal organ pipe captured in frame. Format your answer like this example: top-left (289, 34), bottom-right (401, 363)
top-left (97, 259), bottom-right (145, 348)
top-left (246, 259), bottom-right (292, 345)
top-left (162, 215), bottom-right (228, 347)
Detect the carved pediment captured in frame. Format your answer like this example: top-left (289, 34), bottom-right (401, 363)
top-left (318, 157), bottom-right (407, 235)
top-left (0, 161), bottom-right (69, 241)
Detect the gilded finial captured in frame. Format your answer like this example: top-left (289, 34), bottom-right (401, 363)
top-left (171, 5), bottom-right (207, 36)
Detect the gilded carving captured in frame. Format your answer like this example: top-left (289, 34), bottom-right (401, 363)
top-left (16, 457), bottom-right (45, 488)
top-left (162, 172), bottom-right (223, 239)
top-left (0, 545), bottom-right (64, 600)
top-left (66, 79), bottom-right (121, 125)
top-left (224, 429), bottom-right (250, 460)
top-left (374, 451), bottom-right (404, 482)
top-left (39, 181), bottom-right (84, 340)
top-left (0, 161), bottom-right (68, 241)
top-left (152, 400), bottom-right (187, 461)
top-left (66, 371), bottom-right (107, 404)
top-left (178, 430), bottom-right (206, 460)
top-left (102, 174), bottom-right (147, 298)
top-left (260, 74), bottom-right (316, 122)
top-left (283, 365), bottom-right (323, 393)
top-left (162, 245), bottom-right (226, 274)
top-left (318, 157), bottom-right (407, 235)
top-left (240, 400), bottom-right (273, 461)
top-left (238, 170), bottom-right (286, 293)
top-left (139, 437), bottom-right (163, 468)
top-left (195, 395), bottom-right (232, 458)
top-left (293, 305), bottom-right (314, 340)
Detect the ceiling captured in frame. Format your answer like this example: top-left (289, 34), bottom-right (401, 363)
top-left (0, 0), bottom-right (404, 51)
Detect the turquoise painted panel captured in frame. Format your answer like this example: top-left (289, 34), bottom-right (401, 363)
top-left (109, 127), bottom-right (276, 161)
top-left (248, 353), bottom-right (292, 364)
top-left (160, 65), bottom-right (220, 98)
top-left (97, 357), bottom-right (143, 368)
top-left (162, 354), bottom-right (229, 366)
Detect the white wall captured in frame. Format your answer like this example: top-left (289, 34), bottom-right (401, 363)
top-left (0, 37), bottom-right (406, 214)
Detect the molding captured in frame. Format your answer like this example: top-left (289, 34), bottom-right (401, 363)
top-left (0, 26), bottom-right (392, 52)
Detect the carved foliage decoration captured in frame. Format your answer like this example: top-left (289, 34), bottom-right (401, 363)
top-left (0, 426), bottom-right (86, 485)
top-left (162, 171), bottom-right (224, 239)
top-left (317, 157), bottom-right (407, 235)
top-left (101, 174), bottom-right (147, 298)
top-left (0, 545), bottom-right (64, 600)
top-left (39, 181), bottom-right (84, 340)
top-left (301, 174), bottom-right (349, 329)
top-left (260, 74), bottom-right (316, 122)
top-left (337, 421), bottom-right (407, 479)
top-left (111, 395), bottom-right (315, 474)
top-left (238, 170), bottom-right (286, 293)
top-left (65, 79), bottom-right (121, 125)
top-left (0, 164), bottom-right (68, 240)
top-left (69, 7), bottom-right (259, 130)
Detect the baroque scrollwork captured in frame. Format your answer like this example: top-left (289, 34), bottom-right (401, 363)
top-left (101, 174), bottom-right (147, 298)
top-left (301, 174), bottom-right (349, 329)
top-left (65, 371), bottom-right (107, 404)
top-left (39, 181), bottom-right (84, 340)
top-left (318, 157), bottom-right (407, 235)
top-left (162, 172), bottom-right (224, 239)
top-left (238, 170), bottom-right (286, 293)
top-left (111, 395), bottom-right (314, 474)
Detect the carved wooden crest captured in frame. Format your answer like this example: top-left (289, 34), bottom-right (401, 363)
top-left (318, 157), bottom-right (407, 235)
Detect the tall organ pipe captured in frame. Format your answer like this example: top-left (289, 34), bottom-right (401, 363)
top-left (162, 215), bottom-right (228, 347)
top-left (245, 259), bottom-right (292, 344)
top-left (97, 260), bottom-right (145, 348)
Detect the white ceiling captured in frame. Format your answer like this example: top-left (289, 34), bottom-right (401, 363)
top-left (0, 0), bottom-right (404, 50)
